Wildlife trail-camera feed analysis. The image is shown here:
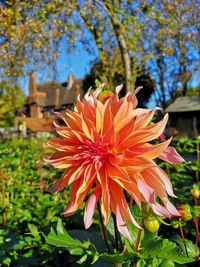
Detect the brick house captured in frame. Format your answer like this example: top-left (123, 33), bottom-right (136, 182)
top-left (23, 72), bottom-right (83, 134)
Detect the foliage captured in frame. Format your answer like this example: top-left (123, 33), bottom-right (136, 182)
top-left (146, 0), bottom-right (199, 107)
top-left (0, 81), bottom-right (25, 127)
top-left (0, 138), bottom-right (77, 266)
top-left (1, 1), bottom-right (199, 105)
top-left (44, 219), bottom-right (195, 266)
top-left (82, 60), bottom-right (155, 107)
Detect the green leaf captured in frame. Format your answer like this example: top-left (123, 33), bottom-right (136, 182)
top-left (2, 257), bottom-right (11, 266)
top-left (95, 79), bottom-right (102, 87)
top-left (102, 252), bottom-right (126, 264)
top-left (137, 259), bottom-right (146, 267)
top-left (76, 254), bottom-right (87, 264)
top-left (27, 223), bottom-right (39, 235)
top-left (45, 220), bottom-right (85, 248)
top-left (91, 254), bottom-right (100, 264)
top-left (68, 247), bottom-right (84, 255)
top-left (170, 235), bottom-right (199, 258)
top-left (69, 230), bottom-right (106, 253)
top-left (140, 237), bottom-right (195, 264)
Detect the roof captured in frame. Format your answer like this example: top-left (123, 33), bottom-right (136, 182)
top-left (36, 78), bottom-right (83, 107)
top-left (166, 96), bottom-right (200, 113)
top-left (25, 118), bottom-right (54, 132)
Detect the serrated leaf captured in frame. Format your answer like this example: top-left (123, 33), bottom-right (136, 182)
top-left (171, 235), bottom-right (199, 258)
top-left (45, 221), bottom-right (84, 248)
top-left (140, 237), bottom-right (195, 264)
top-left (102, 253), bottom-right (125, 264)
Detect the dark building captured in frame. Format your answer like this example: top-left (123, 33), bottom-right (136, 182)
top-left (24, 72), bottom-right (83, 134)
top-left (166, 96), bottom-right (200, 137)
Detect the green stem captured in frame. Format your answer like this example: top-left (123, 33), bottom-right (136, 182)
top-left (133, 222), bottom-right (143, 267)
top-left (112, 213), bottom-right (122, 251)
top-left (97, 202), bottom-right (112, 254)
top-left (179, 223), bottom-right (188, 257)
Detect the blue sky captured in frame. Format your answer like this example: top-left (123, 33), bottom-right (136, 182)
top-left (20, 42), bottom-right (98, 95)
top-left (19, 39), bottom-right (199, 109)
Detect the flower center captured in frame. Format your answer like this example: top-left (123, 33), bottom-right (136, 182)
top-left (81, 139), bottom-right (109, 162)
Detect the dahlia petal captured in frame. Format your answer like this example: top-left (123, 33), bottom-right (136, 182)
top-left (64, 179), bottom-right (93, 216)
top-left (115, 84), bottom-right (123, 94)
top-left (110, 180), bottom-right (141, 228)
top-left (154, 167), bottom-right (176, 197)
top-left (159, 146), bottom-right (185, 164)
top-left (115, 116), bottom-right (135, 135)
top-left (49, 166), bottom-right (84, 192)
top-left (96, 105), bottom-right (102, 133)
top-left (45, 151), bottom-right (76, 168)
top-left (84, 186), bottom-right (101, 229)
top-left (151, 203), bottom-right (171, 217)
top-left (134, 109), bottom-right (155, 130)
top-left (65, 112), bottom-right (82, 131)
top-left (97, 169), bottom-right (111, 224)
top-left (107, 162), bottom-right (130, 181)
top-left (116, 205), bottom-right (132, 242)
top-left (76, 164), bottom-right (96, 195)
top-left (126, 93), bottom-right (138, 109)
top-left (68, 166), bottom-right (85, 185)
top-left (134, 86), bottom-right (143, 94)
top-left (110, 176), bottom-right (142, 207)
top-left (118, 114), bottom-right (169, 151)
top-left (101, 102), bottom-right (114, 136)
top-left (164, 200), bottom-right (181, 217)
top-left (109, 152), bottom-right (125, 165)
top-left (137, 176), bottom-right (155, 203)
top-left (120, 157), bottom-right (154, 171)
top-left (136, 138), bottom-right (172, 160)
top-left (81, 115), bottom-right (92, 138)
top-left (114, 99), bottom-right (130, 125)
top-left (141, 168), bottom-right (168, 200)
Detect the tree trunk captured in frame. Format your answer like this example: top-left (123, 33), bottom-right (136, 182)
top-left (95, 1), bottom-right (133, 93)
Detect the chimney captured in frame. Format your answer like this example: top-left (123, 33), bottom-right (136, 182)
top-left (67, 74), bottom-right (75, 90)
top-left (75, 84), bottom-right (81, 98)
top-left (55, 88), bottom-right (60, 107)
top-left (29, 71), bottom-right (37, 102)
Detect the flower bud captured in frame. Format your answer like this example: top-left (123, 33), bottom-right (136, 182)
top-left (144, 216), bottom-right (160, 232)
top-left (171, 221), bottom-right (180, 229)
top-left (98, 90), bottom-right (114, 104)
top-left (191, 188), bottom-right (200, 199)
top-left (177, 204), bottom-right (192, 221)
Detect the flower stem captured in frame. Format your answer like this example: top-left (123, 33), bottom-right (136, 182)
top-left (97, 202), bottom-right (112, 254)
top-left (112, 213), bottom-right (122, 251)
top-left (1, 168), bottom-right (6, 224)
top-left (133, 222), bottom-right (143, 267)
top-left (179, 223), bottom-right (188, 257)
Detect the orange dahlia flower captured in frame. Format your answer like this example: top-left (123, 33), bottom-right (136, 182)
top-left (46, 85), bottom-right (184, 241)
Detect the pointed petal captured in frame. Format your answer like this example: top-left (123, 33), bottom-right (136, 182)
top-left (136, 138), bottom-right (172, 160)
top-left (159, 146), bottom-right (185, 164)
top-left (137, 176), bottom-right (155, 203)
top-left (116, 205), bottom-right (132, 242)
top-left (84, 186), bottom-right (101, 229)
